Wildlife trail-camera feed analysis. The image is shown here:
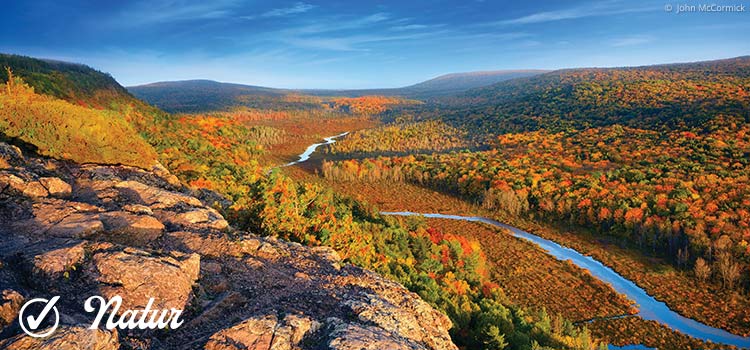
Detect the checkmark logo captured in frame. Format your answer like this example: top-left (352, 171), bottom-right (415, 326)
top-left (19, 296), bottom-right (60, 338)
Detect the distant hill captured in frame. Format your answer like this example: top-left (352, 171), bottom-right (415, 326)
top-left (128, 79), bottom-right (291, 113)
top-left (423, 56), bottom-right (750, 133)
top-left (127, 70), bottom-right (547, 113)
top-left (303, 70), bottom-right (547, 98)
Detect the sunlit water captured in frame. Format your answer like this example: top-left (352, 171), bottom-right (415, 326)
top-left (608, 345), bottom-right (656, 350)
top-left (380, 212), bottom-right (750, 349)
top-left (282, 131), bottom-right (349, 167)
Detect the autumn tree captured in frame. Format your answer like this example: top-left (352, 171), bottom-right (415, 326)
top-left (694, 257), bottom-right (711, 282)
top-left (715, 252), bottom-right (741, 290)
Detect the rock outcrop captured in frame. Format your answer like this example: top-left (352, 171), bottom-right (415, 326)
top-left (0, 326), bottom-right (120, 350)
top-left (0, 142), bottom-right (456, 350)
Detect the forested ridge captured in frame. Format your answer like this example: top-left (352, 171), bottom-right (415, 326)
top-left (0, 53), bottom-right (142, 109)
top-left (411, 56), bottom-right (750, 134)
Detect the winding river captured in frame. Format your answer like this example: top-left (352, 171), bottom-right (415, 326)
top-left (380, 212), bottom-right (750, 349)
top-left (289, 133), bottom-right (750, 349)
top-left (282, 131), bottom-right (349, 167)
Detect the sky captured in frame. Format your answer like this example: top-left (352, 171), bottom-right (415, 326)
top-left (1, 0), bottom-right (749, 89)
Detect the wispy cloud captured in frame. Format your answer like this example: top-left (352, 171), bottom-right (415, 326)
top-left (256, 12), bottom-right (449, 51)
top-left (114, 0), bottom-right (240, 26)
top-left (275, 13), bottom-right (391, 36)
top-left (610, 35), bottom-right (654, 47)
top-left (243, 2), bottom-right (316, 20)
top-left (283, 32), bottom-right (439, 52)
top-left (391, 24), bottom-right (431, 31)
top-left (493, 1), bottom-right (656, 25)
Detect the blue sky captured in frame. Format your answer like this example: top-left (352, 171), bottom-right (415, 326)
top-left (2, 0), bottom-right (749, 88)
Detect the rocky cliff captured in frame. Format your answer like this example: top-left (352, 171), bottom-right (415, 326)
top-left (0, 142), bottom-right (457, 350)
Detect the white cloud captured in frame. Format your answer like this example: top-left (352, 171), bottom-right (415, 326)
top-left (243, 2), bottom-right (316, 19)
top-left (493, 1), bottom-right (656, 25)
top-left (391, 24), bottom-right (430, 31)
top-left (114, 0), bottom-right (240, 26)
top-left (284, 32), bottom-right (438, 52)
top-left (610, 35), bottom-right (654, 47)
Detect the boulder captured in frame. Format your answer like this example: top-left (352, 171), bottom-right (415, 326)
top-left (23, 181), bottom-right (49, 198)
top-left (0, 290), bottom-right (24, 333)
top-left (122, 204), bottom-right (153, 215)
top-left (32, 242), bottom-right (86, 282)
top-left (311, 246), bottom-right (342, 270)
top-left (204, 314), bottom-right (276, 350)
top-left (89, 249), bottom-right (200, 311)
top-left (39, 177), bottom-right (72, 198)
top-left (327, 320), bottom-right (426, 350)
top-left (0, 174), bottom-right (27, 194)
top-left (204, 314), bottom-right (319, 350)
top-left (176, 209), bottom-right (210, 224)
top-left (341, 279), bottom-right (455, 350)
top-left (0, 143), bottom-right (24, 167)
top-left (156, 208), bottom-right (229, 231)
top-left (164, 231), bottom-right (244, 258)
top-left (0, 326), bottom-right (119, 350)
top-left (100, 211), bottom-right (164, 245)
top-left (115, 180), bottom-right (202, 209)
top-left (47, 213), bottom-right (104, 238)
top-left (272, 314), bottom-right (319, 349)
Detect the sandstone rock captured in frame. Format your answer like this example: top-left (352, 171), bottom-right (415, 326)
top-left (204, 314), bottom-right (319, 350)
top-left (0, 143), bottom-right (24, 167)
top-left (274, 314), bottom-right (319, 348)
top-left (100, 211), bottom-right (164, 245)
top-left (0, 290), bottom-right (24, 333)
top-left (157, 208), bottom-right (229, 231)
top-left (311, 246), bottom-right (342, 270)
top-left (89, 249), bottom-right (200, 311)
top-left (0, 173), bottom-right (26, 194)
top-left (152, 161), bottom-right (182, 187)
top-left (327, 320), bottom-right (426, 350)
top-left (68, 201), bottom-right (104, 213)
top-left (0, 326), bottom-right (119, 350)
top-left (205, 314), bottom-right (276, 350)
top-left (164, 231), bottom-right (243, 258)
top-left (239, 238), bottom-right (263, 254)
top-left (23, 181), bottom-right (49, 198)
top-left (242, 257), bottom-right (265, 270)
top-left (122, 204), bottom-right (153, 215)
top-left (339, 278), bottom-right (455, 350)
top-left (209, 219), bottom-right (230, 230)
top-left (257, 242), bottom-right (280, 259)
top-left (187, 292), bottom-right (248, 328)
top-left (47, 213), bottom-right (104, 238)
top-left (39, 177), bottom-right (72, 198)
top-left (294, 272), bottom-right (310, 281)
top-left (177, 209), bottom-right (210, 224)
top-left (32, 242), bottom-right (86, 282)
top-left (115, 180), bottom-right (202, 209)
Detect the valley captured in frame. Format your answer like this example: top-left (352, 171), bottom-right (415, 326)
top-left (279, 127), bottom-right (750, 349)
top-left (1, 53), bottom-right (749, 350)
